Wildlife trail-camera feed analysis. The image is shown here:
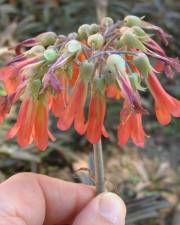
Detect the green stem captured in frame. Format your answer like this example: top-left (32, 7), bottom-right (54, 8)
top-left (95, 0), bottom-right (109, 23)
top-left (93, 139), bottom-right (105, 195)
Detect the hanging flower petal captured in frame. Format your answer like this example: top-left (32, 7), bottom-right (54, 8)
top-left (118, 103), bottom-right (145, 147)
top-left (33, 98), bottom-right (49, 150)
top-left (147, 72), bottom-right (180, 125)
top-left (86, 92), bottom-right (108, 143)
top-left (58, 79), bottom-right (88, 134)
top-left (0, 95), bottom-right (13, 123)
top-left (17, 97), bottom-right (37, 147)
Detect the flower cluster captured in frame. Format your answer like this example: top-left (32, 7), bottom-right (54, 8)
top-left (0, 15), bottom-right (180, 150)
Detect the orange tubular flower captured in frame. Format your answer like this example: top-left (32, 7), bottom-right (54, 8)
top-left (118, 103), bottom-right (145, 147)
top-left (58, 61), bottom-right (94, 135)
top-left (0, 57), bottom-right (38, 94)
top-left (106, 84), bottom-right (122, 99)
top-left (69, 53), bottom-right (86, 86)
top-left (147, 72), bottom-right (180, 125)
top-left (51, 75), bottom-right (69, 117)
top-left (0, 66), bottom-right (21, 94)
top-left (6, 95), bottom-right (54, 150)
top-left (33, 98), bottom-right (49, 150)
top-left (58, 78), bottom-right (88, 134)
top-left (0, 95), bottom-right (13, 123)
top-left (86, 79), bottom-right (109, 144)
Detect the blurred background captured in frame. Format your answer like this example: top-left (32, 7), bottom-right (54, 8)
top-left (0, 0), bottom-right (180, 224)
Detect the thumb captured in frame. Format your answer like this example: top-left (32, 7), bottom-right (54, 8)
top-left (73, 192), bottom-right (126, 225)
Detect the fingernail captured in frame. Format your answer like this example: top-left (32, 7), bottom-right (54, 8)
top-left (99, 193), bottom-right (125, 224)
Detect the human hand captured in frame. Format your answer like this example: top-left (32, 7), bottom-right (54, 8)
top-left (0, 173), bottom-right (126, 225)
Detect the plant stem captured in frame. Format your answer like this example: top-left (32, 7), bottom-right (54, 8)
top-left (95, 0), bottom-right (109, 23)
top-left (93, 139), bottom-right (105, 195)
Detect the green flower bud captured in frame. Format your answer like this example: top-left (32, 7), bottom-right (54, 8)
top-left (129, 73), bottom-right (146, 91)
top-left (103, 66), bottom-right (115, 84)
top-left (132, 26), bottom-right (146, 38)
top-left (79, 61), bottom-right (94, 80)
top-left (106, 54), bottom-right (126, 74)
top-left (44, 48), bottom-right (58, 62)
top-left (36, 32), bottom-right (57, 46)
top-left (27, 45), bottom-right (45, 56)
top-left (87, 33), bottom-right (104, 49)
top-left (66, 40), bottom-right (82, 54)
top-left (120, 31), bottom-right (146, 51)
top-left (78, 24), bottom-right (91, 39)
top-left (115, 38), bottom-right (124, 49)
top-left (101, 17), bottom-right (114, 27)
top-left (31, 79), bottom-right (41, 98)
top-left (94, 76), bottom-right (105, 94)
top-left (90, 23), bottom-right (100, 34)
top-left (64, 64), bottom-right (73, 79)
top-left (0, 88), bottom-right (6, 96)
top-left (134, 53), bottom-right (153, 76)
top-left (124, 15), bottom-right (141, 27)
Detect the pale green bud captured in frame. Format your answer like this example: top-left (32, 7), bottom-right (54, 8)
top-left (65, 64), bottom-right (73, 79)
top-left (44, 48), bottom-right (58, 62)
top-left (90, 23), bottom-right (100, 34)
top-left (132, 26), bottom-right (146, 37)
top-left (36, 32), bottom-right (57, 46)
top-left (94, 76), bottom-right (105, 94)
top-left (66, 40), bottom-right (82, 53)
top-left (124, 15), bottom-right (141, 27)
top-left (27, 45), bottom-right (45, 56)
top-left (79, 61), bottom-right (94, 80)
top-left (101, 17), bottom-right (114, 27)
top-left (134, 53), bottom-right (153, 76)
top-left (103, 66), bottom-right (115, 84)
top-left (78, 24), bottom-right (91, 39)
top-left (0, 88), bottom-right (6, 96)
top-left (87, 33), bottom-right (104, 49)
top-left (129, 73), bottom-right (146, 91)
top-left (31, 79), bottom-right (41, 98)
top-left (106, 54), bottom-right (126, 74)
top-left (120, 31), bottom-right (146, 51)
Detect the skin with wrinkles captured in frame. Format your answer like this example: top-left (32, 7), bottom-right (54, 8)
top-left (0, 173), bottom-right (126, 225)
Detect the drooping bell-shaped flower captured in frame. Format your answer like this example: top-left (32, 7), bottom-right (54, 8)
top-left (69, 53), bottom-right (87, 85)
top-left (43, 40), bottom-right (82, 92)
top-left (118, 102), bottom-right (145, 147)
top-left (6, 96), bottom-right (37, 147)
top-left (147, 72), bottom-right (180, 125)
top-left (0, 94), bottom-right (13, 123)
top-left (51, 74), bottom-right (69, 117)
top-left (106, 84), bottom-right (122, 99)
top-left (107, 54), bottom-right (145, 113)
top-left (58, 61), bottom-right (94, 134)
top-left (6, 80), bottom-right (55, 150)
top-left (0, 57), bottom-right (39, 94)
top-left (86, 77), bottom-right (109, 144)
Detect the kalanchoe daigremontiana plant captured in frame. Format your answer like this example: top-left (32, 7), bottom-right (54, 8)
top-left (0, 15), bottom-right (180, 194)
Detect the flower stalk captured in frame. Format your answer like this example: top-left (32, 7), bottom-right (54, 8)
top-left (93, 139), bottom-right (105, 195)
